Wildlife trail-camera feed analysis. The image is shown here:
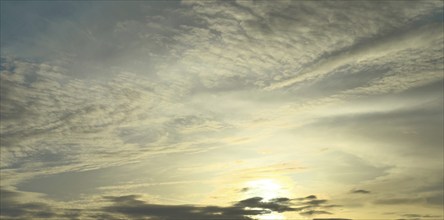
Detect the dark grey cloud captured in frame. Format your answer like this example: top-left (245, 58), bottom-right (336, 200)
top-left (60, 209), bottom-right (82, 220)
top-left (86, 213), bottom-right (122, 220)
top-left (102, 195), bottom-right (266, 219)
top-left (303, 199), bottom-right (328, 206)
top-left (269, 197), bottom-right (291, 203)
top-left (240, 187), bottom-right (249, 192)
top-left (304, 195), bottom-right (318, 200)
top-left (0, 188), bottom-right (56, 219)
top-left (291, 194), bottom-right (342, 217)
top-left (234, 196), bottom-right (295, 213)
top-left (102, 194), bottom-right (344, 219)
top-left (350, 189), bottom-right (371, 194)
top-left (2, 189), bottom-right (344, 219)
top-left (294, 195), bottom-right (318, 201)
top-left (300, 210), bottom-right (332, 216)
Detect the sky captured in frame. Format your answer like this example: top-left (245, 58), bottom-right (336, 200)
top-left (0, 0), bottom-right (443, 219)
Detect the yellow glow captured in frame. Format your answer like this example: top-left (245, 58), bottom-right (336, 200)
top-left (245, 179), bottom-right (285, 201)
top-left (256, 212), bottom-right (286, 220)
top-left (243, 179), bottom-right (289, 220)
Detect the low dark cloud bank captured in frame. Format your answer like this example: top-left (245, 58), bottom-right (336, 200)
top-left (102, 194), bottom-right (344, 219)
top-left (1, 187), bottom-right (347, 219)
top-left (103, 195), bottom-right (286, 219)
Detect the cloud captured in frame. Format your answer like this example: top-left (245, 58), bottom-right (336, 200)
top-left (101, 194), bottom-right (345, 219)
top-left (102, 195), bottom-right (286, 219)
top-left (0, 1), bottom-right (443, 219)
top-left (304, 195), bottom-right (318, 200)
top-left (240, 187), bottom-right (249, 192)
top-left (350, 189), bottom-right (371, 194)
top-left (0, 188), bottom-right (56, 219)
top-left (0, 190), bottom-right (345, 219)
top-left (303, 199), bottom-right (328, 206)
top-left (300, 210), bottom-right (332, 216)
top-left (175, 0), bottom-right (443, 93)
top-left (266, 22), bottom-right (443, 92)
top-left (291, 194), bottom-right (342, 217)
top-left (0, 57), bottom-right (232, 186)
top-left (269, 197), bottom-right (291, 203)
top-left (235, 196), bottom-right (295, 213)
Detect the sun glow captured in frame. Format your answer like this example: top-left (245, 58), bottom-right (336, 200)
top-left (246, 179), bottom-right (285, 201)
top-left (256, 212), bottom-right (286, 220)
top-left (243, 179), bottom-right (289, 220)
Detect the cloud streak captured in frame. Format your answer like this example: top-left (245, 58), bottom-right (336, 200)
top-left (350, 189), bottom-right (371, 194)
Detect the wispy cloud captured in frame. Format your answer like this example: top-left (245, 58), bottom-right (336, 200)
top-left (1, 0), bottom-right (443, 219)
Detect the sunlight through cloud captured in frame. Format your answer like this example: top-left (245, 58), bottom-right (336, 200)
top-left (245, 179), bottom-right (287, 201)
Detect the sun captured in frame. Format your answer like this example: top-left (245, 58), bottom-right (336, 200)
top-left (245, 179), bottom-right (284, 201)
top-left (242, 178), bottom-right (290, 220)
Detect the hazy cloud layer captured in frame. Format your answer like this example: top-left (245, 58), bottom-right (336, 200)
top-left (1, 0), bottom-right (443, 219)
